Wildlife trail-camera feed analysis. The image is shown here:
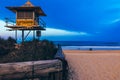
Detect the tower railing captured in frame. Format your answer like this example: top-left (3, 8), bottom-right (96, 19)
top-left (39, 18), bottom-right (46, 28)
top-left (5, 18), bottom-right (16, 26)
top-left (5, 17), bottom-right (46, 28)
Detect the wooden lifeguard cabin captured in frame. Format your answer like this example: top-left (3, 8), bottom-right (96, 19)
top-left (5, 0), bottom-right (46, 42)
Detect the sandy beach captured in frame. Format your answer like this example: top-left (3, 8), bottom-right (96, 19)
top-left (64, 50), bottom-right (120, 80)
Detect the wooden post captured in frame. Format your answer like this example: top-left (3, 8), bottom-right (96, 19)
top-left (22, 30), bottom-right (24, 43)
top-left (33, 30), bottom-right (35, 40)
top-left (15, 30), bottom-right (17, 42)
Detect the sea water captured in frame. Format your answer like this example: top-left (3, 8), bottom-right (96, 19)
top-left (54, 41), bottom-right (120, 50)
top-left (62, 46), bottom-right (120, 50)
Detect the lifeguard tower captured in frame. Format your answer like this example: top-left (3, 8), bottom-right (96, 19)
top-left (5, 0), bottom-right (46, 42)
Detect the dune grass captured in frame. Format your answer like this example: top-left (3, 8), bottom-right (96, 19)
top-left (0, 37), bottom-right (57, 63)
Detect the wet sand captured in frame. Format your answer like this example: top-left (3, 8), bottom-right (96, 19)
top-left (64, 50), bottom-right (120, 80)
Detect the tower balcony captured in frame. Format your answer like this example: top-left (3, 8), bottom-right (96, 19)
top-left (5, 17), bottom-right (46, 31)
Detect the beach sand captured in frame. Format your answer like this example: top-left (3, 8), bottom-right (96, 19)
top-left (64, 50), bottom-right (120, 80)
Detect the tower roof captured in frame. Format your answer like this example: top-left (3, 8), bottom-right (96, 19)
top-left (6, 0), bottom-right (46, 16)
top-left (22, 0), bottom-right (34, 7)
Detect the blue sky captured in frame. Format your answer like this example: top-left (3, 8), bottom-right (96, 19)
top-left (0, 0), bottom-right (120, 42)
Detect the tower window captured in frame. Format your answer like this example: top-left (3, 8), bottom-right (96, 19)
top-left (17, 11), bottom-right (33, 19)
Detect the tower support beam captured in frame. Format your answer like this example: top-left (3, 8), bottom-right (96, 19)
top-left (15, 30), bottom-right (17, 42)
top-left (22, 30), bottom-right (24, 43)
top-left (33, 30), bottom-right (35, 40)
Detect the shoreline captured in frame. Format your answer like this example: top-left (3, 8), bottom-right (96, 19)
top-left (62, 46), bottom-right (120, 50)
top-left (63, 50), bottom-right (120, 54)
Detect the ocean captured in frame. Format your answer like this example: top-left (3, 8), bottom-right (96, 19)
top-left (54, 41), bottom-right (120, 50)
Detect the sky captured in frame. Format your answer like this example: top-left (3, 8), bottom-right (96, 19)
top-left (0, 0), bottom-right (120, 42)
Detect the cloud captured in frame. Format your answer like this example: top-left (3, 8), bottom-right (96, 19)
top-left (0, 20), bottom-right (6, 29)
top-left (0, 20), bottom-right (80, 37)
top-left (79, 32), bottom-right (90, 36)
top-left (110, 18), bottom-right (120, 24)
top-left (0, 20), bottom-right (10, 38)
top-left (42, 28), bottom-right (80, 36)
top-left (42, 28), bottom-right (92, 36)
top-left (0, 20), bottom-right (91, 39)
top-left (102, 18), bottom-right (120, 25)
